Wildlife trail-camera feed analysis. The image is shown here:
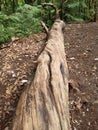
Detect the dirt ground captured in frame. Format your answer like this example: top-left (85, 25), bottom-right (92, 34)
top-left (0, 23), bottom-right (98, 130)
top-left (64, 23), bottom-right (98, 130)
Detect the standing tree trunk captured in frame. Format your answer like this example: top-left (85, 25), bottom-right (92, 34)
top-left (12, 19), bottom-right (71, 130)
top-left (0, 0), bottom-right (1, 11)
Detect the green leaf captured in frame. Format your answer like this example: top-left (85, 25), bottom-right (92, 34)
top-left (80, 1), bottom-right (87, 8)
top-left (66, 2), bottom-right (80, 8)
top-left (0, 24), bottom-right (4, 32)
top-left (8, 15), bottom-right (20, 22)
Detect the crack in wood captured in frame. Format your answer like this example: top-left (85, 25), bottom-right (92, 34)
top-left (26, 93), bottom-right (32, 113)
top-left (46, 51), bottom-right (63, 130)
top-left (60, 63), bottom-right (65, 76)
top-left (38, 90), bottom-right (49, 130)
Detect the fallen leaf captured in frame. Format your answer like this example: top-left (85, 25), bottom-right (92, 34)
top-left (94, 58), bottom-right (98, 61)
top-left (93, 100), bottom-right (98, 104)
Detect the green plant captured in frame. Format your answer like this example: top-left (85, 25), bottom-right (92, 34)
top-left (0, 4), bottom-right (44, 44)
top-left (0, 0), bottom-right (97, 44)
top-left (63, 0), bottom-right (87, 22)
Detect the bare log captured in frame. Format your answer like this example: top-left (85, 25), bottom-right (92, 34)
top-left (12, 19), bottom-right (71, 130)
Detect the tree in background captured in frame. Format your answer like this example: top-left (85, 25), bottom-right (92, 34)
top-left (0, 0), bottom-right (97, 44)
top-left (0, 0), bottom-right (97, 21)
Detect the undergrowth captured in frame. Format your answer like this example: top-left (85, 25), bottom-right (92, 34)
top-left (0, 4), bottom-right (46, 44)
top-left (0, 1), bottom-right (97, 44)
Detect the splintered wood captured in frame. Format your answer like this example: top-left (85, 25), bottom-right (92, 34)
top-left (12, 19), bottom-right (71, 130)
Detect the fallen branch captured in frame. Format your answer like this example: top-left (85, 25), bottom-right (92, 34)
top-left (42, 3), bottom-right (60, 18)
top-left (41, 21), bottom-right (49, 34)
top-left (12, 19), bottom-right (71, 130)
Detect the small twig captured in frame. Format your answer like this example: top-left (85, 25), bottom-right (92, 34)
top-left (32, 60), bottom-right (39, 64)
top-left (41, 21), bottom-right (49, 34)
top-left (0, 45), bottom-right (10, 50)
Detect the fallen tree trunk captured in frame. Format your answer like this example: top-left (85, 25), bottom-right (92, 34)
top-left (12, 19), bottom-right (71, 130)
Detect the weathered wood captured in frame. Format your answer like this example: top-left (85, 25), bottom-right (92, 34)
top-left (12, 19), bottom-right (71, 130)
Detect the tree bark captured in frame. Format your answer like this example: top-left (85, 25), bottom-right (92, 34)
top-left (12, 19), bottom-right (71, 130)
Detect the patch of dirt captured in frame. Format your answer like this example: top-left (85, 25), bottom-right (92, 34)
top-left (0, 33), bottom-right (46, 130)
top-left (0, 23), bottom-right (98, 130)
top-left (64, 22), bottom-right (98, 130)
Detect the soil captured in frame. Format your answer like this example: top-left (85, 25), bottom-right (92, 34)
top-left (64, 23), bottom-right (98, 130)
top-left (0, 23), bottom-right (98, 130)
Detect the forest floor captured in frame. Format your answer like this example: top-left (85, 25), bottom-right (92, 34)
top-left (0, 22), bottom-right (98, 130)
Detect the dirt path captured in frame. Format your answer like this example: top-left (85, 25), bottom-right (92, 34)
top-left (64, 23), bottom-right (98, 130)
top-left (0, 23), bottom-right (98, 130)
